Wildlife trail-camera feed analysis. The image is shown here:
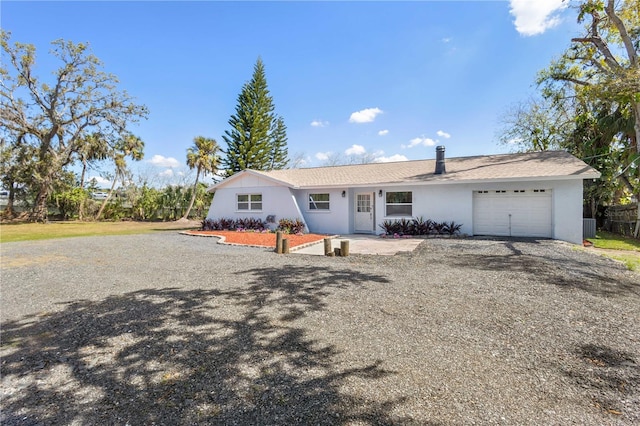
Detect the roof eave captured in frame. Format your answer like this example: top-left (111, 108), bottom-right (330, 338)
top-left (207, 169), bottom-right (297, 193)
top-left (290, 172), bottom-right (601, 189)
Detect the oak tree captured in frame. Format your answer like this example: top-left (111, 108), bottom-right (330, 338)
top-left (0, 31), bottom-right (148, 221)
top-left (538, 0), bottom-right (639, 233)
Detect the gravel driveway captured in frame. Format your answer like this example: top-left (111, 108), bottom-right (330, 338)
top-left (1, 233), bottom-right (639, 425)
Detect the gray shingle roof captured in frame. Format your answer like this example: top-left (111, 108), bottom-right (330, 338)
top-left (214, 150), bottom-right (601, 190)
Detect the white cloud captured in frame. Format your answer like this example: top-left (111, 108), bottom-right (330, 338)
top-left (374, 154), bottom-right (408, 163)
top-left (509, 0), bottom-right (567, 36)
top-left (442, 37), bottom-right (451, 43)
top-left (378, 129), bottom-right (389, 136)
top-left (403, 137), bottom-right (436, 149)
top-left (148, 154), bottom-right (180, 168)
top-left (345, 144), bottom-right (366, 156)
top-left (436, 130), bottom-right (451, 139)
top-left (349, 107), bottom-right (383, 123)
top-left (311, 120), bottom-right (329, 127)
top-left (507, 137), bottom-right (523, 145)
top-left (315, 152), bottom-right (331, 161)
top-left (160, 169), bottom-right (174, 177)
top-left (87, 175), bottom-right (111, 187)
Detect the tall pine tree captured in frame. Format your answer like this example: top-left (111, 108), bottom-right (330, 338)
top-left (222, 58), bottom-right (288, 176)
top-left (269, 115), bottom-right (288, 170)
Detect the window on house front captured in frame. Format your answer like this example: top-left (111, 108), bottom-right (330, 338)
top-left (309, 193), bottom-right (330, 210)
top-left (237, 193), bottom-right (262, 211)
top-left (385, 191), bottom-right (412, 216)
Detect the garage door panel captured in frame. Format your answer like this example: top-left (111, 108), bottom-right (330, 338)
top-left (473, 190), bottom-right (552, 238)
top-left (474, 198), bottom-right (509, 236)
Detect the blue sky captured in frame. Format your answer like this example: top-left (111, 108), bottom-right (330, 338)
top-left (2, 0), bottom-right (581, 185)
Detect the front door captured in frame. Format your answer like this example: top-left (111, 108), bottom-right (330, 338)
top-left (355, 192), bottom-right (374, 233)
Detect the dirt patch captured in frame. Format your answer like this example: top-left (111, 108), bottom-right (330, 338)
top-left (2, 254), bottom-right (71, 269)
top-left (183, 230), bottom-right (328, 248)
top-left (587, 247), bottom-right (640, 257)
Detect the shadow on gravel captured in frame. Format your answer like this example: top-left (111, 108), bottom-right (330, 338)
top-left (446, 238), bottom-right (640, 298)
top-left (562, 344), bottom-right (640, 419)
top-left (0, 266), bottom-right (415, 425)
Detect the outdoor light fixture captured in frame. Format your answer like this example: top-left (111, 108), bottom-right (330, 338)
top-left (342, 190), bottom-right (346, 198)
top-left (378, 190), bottom-right (383, 197)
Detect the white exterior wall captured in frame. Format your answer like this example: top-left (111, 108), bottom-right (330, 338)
top-left (208, 174), bottom-right (585, 244)
top-left (373, 179), bottom-right (584, 244)
top-left (373, 186), bottom-right (472, 236)
top-left (467, 179), bottom-right (583, 244)
top-left (549, 180), bottom-right (584, 244)
top-left (292, 189), bottom-right (351, 235)
top-left (206, 175), bottom-right (307, 231)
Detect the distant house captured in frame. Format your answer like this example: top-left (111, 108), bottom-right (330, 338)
top-left (206, 147), bottom-right (600, 244)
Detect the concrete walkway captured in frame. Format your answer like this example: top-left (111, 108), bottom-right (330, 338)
top-left (292, 234), bottom-right (424, 256)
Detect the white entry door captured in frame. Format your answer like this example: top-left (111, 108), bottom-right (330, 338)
top-left (355, 193), bottom-right (374, 233)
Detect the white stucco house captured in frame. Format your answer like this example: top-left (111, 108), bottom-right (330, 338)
top-left (206, 147), bottom-right (601, 244)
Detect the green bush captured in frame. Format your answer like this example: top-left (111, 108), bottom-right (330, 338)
top-left (202, 217), bottom-right (267, 231)
top-left (379, 217), bottom-right (462, 236)
top-left (277, 218), bottom-right (305, 234)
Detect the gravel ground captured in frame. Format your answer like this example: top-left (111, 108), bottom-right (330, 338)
top-left (1, 233), bottom-right (639, 425)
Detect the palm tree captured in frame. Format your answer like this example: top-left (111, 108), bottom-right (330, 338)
top-left (77, 132), bottom-right (109, 219)
top-left (96, 135), bottom-right (144, 220)
top-left (78, 133), bottom-right (109, 189)
top-left (182, 136), bottom-right (220, 220)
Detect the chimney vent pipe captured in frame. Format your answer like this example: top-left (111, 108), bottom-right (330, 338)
top-left (435, 146), bottom-right (446, 175)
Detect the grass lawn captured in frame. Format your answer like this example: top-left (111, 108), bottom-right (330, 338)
top-left (587, 231), bottom-right (640, 271)
top-left (0, 220), bottom-right (199, 243)
top-left (587, 230), bottom-right (640, 251)
top-left (605, 253), bottom-right (640, 271)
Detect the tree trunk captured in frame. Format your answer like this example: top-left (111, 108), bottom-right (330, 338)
top-left (3, 182), bottom-right (17, 219)
top-left (78, 159), bottom-right (87, 221)
top-left (29, 143), bottom-right (58, 223)
top-left (78, 199), bottom-right (85, 221)
top-left (181, 169), bottom-right (200, 220)
top-left (29, 168), bottom-right (53, 223)
top-left (80, 159), bottom-right (87, 189)
top-left (635, 199), bottom-right (640, 238)
top-left (633, 103), bottom-right (640, 237)
top-left (95, 174), bottom-right (118, 220)
top-left (30, 183), bottom-right (50, 223)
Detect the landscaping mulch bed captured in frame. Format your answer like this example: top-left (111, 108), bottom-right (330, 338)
top-left (183, 229), bottom-right (328, 248)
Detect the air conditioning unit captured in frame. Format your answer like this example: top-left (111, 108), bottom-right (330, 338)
top-left (583, 218), bottom-right (596, 239)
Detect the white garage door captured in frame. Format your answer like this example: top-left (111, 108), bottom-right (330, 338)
top-left (473, 189), bottom-right (552, 238)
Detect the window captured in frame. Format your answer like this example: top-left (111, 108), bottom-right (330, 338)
top-left (309, 193), bottom-right (330, 210)
top-left (385, 191), bottom-right (412, 216)
top-left (237, 193), bottom-right (262, 211)
top-left (357, 194), bottom-right (371, 213)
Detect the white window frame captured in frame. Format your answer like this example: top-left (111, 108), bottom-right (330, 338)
top-left (385, 191), bottom-right (412, 217)
top-left (237, 193), bottom-right (262, 211)
top-left (308, 193), bottom-right (330, 211)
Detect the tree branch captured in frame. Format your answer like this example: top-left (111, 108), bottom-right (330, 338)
top-left (606, 0), bottom-right (638, 67)
top-left (550, 75), bottom-right (592, 87)
top-left (572, 36), bottom-right (622, 71)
